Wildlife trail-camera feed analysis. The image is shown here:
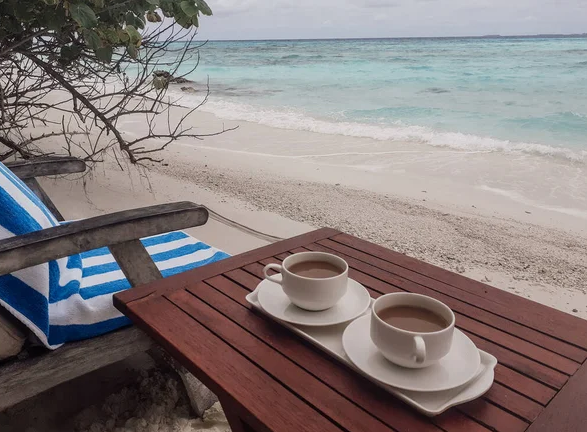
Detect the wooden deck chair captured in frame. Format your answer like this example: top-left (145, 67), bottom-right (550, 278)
top-left (0, 156), bottom-right (220, 415)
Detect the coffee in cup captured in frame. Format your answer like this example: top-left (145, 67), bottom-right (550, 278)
top-left (263, 252), bottom-right (348, 311)
top-left (370, 293), bottom-right (455, 368)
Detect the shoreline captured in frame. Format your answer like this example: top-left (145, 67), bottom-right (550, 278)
top-left (169, 85), bottom-right (587, 164)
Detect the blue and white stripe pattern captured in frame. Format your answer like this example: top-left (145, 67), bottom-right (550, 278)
top-left (0, 161), bottom-right (229, 349)
top-left (48, 231), bottom-right (229, 345)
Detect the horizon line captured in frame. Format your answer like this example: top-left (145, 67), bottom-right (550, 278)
top-left (182, 33), bottom-right (587, 43)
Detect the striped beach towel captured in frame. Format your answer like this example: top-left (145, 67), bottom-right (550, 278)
top-left (0, 161), bottom-right (229, 349)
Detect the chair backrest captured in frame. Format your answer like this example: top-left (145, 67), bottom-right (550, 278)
top-left (0, 162), bottom-right (83, 349)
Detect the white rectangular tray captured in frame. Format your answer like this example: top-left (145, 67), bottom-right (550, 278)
top-left (246, 288), bottom-right (497, 416)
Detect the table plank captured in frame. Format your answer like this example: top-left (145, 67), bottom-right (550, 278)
top-left (197, 275), bottom-right (452, 432)
top-left (249, 259), bottom-right (561, 404)
top-left (463, 331), bottom-right (567, 389)
top-left (227, 266), bottom-right (529, 430)
top-left (493, 366), bottom-right (556, 406)
top-left (331, 233), bottom-right (587, 350)
top-left (458, 400), bottom-right (528, 432)
top-left (256, 253), bottom-right (570, 392)
top-left (484, 383), bottom-right (542, 422)
top-left (167, 288), bottom-right (397, 432)
top-left (124, 295), bottom-right (345, 432)
top-left (315, 238), bottom-right (587, 363)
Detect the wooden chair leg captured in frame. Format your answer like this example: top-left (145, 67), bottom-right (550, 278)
top-left (219, 397), bottom-right (252, 432)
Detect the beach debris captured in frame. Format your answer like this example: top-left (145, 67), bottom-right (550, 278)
top-left (153, 70), bottom-right (194, 86)
top-left (525, 211), bottom-right (532, 214)
top-left (573, 308), bottom-right (578, 313)
top-left (481, 276), bottom-right (491, 283)
top-left (173, 77), bottom-right (191, 84)
top-left (455, 265), bottom-right (466, 273)
top-left (181, 87), bottom-right (197, 93)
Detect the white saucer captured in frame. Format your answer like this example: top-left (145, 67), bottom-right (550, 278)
top-left (256, 278), bottom-right (371, 326)
top-left (342, 315), bottom-right (481, 392)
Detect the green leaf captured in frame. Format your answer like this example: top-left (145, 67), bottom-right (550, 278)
top-left (159, 0), bottom-right (174, 17)
top-left (127, 44), bottom-right (138, 59)
top-left (103, 28), bottom-right (120, 44)
top-left (195, 0), bottom-right (212, 16)
top-left (146, 0), bottom-right (159, 4)
top-left (69, 3), bottom-right (98, 28)
top-left (180, 1), bottom-right (198, 17)
top-left (125, 25), bottom-right (141, 45)
top-left (95, 46), bottom-right (113, 62)
top-left (44, 8), bottom-right (67, 31)
top-left (191, 13), bottom-right (198, 27)
top-left (42, 0), bottom-right (60, 6)
top-left (117, 29), bottom-right (130, 43)
top-left (175, 13), bottom-right (192, 29)
top-left (83, 29), bottom-right (102, 51)
top-left (132, 2), bottom-right (145, 17)
top-left (125, 11), bottom-right (145, 29)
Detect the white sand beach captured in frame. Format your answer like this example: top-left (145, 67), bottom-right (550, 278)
top-left (41, 105), bottom-right (587, 317)
top-left (3, 99), bottom-right (587, 431)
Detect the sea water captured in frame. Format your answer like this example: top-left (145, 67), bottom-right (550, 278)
top-left (174, 36), bottom-right (587, 162)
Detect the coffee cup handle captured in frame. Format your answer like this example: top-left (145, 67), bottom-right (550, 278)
top-left (263, 263), bottom-right (283, 285)
top-left (413, 336), bottom-right (426, 364)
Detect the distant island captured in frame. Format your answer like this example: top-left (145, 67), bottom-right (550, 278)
top-left (482, 33), bottom-right (587, 38)
top-left (208, 33), bottom-right (587, 43)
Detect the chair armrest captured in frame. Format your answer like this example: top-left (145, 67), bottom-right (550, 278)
top-left (5, 156), bottom-right (87, 179)
top-left (0, 202), bottom-right (208, 276)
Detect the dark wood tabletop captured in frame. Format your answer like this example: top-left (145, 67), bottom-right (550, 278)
top-left (114, 228), bottom-right (587, 432)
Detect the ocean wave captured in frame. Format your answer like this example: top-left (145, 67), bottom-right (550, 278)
top-left (172, 93), bottom-right (586, 163)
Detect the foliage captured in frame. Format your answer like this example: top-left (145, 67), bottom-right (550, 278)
top-left (0, 0), bottom-right (212, 64)
top-left (0, 0), bottom-right (226, 164)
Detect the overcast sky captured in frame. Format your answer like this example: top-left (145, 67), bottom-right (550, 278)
top-left (191, 0), bottom-right (587, 40)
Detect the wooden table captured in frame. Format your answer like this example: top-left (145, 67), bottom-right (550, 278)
top-left (114, 228), bottom-right (587, 432)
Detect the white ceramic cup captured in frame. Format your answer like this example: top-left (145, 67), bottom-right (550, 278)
top-left (263, 252), bottom-right (348, 311)
top-left (370, 292), bottom-right (455, 368)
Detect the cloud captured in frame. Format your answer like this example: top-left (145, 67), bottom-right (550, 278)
top-left (209, 0), bottom-right (259, 17)
top-left (193, 0), bottom-right (587, 40)
top-left (362, 0), bottom-right (398, 8)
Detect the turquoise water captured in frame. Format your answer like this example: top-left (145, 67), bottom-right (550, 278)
top-left (179, 37), bottom-right (587, 161)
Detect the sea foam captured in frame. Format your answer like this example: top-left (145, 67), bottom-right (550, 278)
top-left (191, 97), bottom-right (586, 163)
